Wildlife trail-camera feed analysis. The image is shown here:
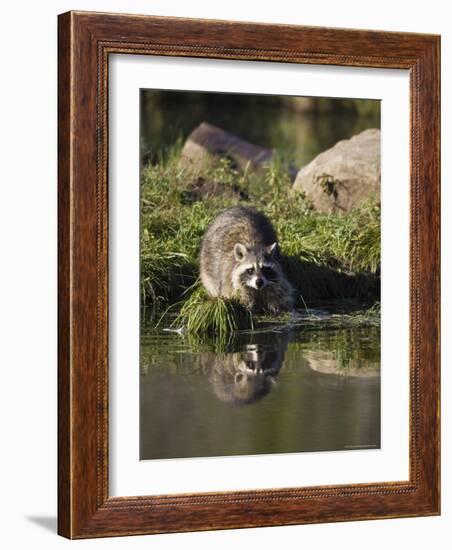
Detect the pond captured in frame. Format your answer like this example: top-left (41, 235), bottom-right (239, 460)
top-left (140, 313), bottom-right (380, 460)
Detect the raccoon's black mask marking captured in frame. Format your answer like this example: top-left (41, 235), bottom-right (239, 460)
top-left (261, 265), bottom-right (279, 281)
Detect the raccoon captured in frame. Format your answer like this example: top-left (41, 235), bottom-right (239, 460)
top-left (200, 206), bottom-right (294, 313)
top-left (204, 343), bottom-right (286, 405)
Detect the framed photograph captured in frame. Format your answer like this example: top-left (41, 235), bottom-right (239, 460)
top-left (58, 11), bottom-right (440, 538)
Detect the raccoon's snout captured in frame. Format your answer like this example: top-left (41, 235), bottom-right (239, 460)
top-left (255, 278), bottom-right (265, 290)
top-left (245, 275), bottom-right (268, 291)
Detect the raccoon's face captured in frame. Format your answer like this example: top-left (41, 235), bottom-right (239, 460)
top-left (236, 346), bottom-right (265, 377)
top-left (207, 344), bottom-right (284, 405)
top-left (232, 242), bottom-right (280, 291)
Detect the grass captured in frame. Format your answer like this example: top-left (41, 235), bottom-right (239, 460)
top-left (173, 283), bottom-right (255, 345)
top-left (140, 144), bottom-right (381, 335)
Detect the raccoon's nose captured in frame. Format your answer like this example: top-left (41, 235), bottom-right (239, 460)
top-left (255, 278), bottom-right (264, 289)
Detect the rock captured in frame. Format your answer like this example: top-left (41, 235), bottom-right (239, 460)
top-left (179, 122), bottom-right (273, 175)
top-left (292, 129), bottom-right (380, 213)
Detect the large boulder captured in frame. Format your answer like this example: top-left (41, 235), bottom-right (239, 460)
top-left (179, 122), bottom-right (273, 175)
top-left (292, 128), bottom-right (380, 213)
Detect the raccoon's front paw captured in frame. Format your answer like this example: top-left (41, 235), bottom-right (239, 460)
top-left (265, 303), bottom-right (283, 315)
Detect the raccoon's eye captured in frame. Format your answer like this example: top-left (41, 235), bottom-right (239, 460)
top-left (246, 267), bottom-right (255, 275)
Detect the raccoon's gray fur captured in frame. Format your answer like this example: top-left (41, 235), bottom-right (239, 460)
top-left (200, 206), bottom-right (294, 313)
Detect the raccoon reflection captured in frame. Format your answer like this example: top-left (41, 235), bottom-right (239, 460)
top-left (205, 344), bottom-right (285, 405)
top-left (200, 206), bottom-right (294, 313)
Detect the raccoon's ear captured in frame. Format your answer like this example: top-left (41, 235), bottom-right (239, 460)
top-left (266, 242), bottom-right (278, 258)
top-left (234, 243), bottom-right (247, 262)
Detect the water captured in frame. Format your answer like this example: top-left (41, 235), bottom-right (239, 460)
top-left (140, 91), bottom-right (380, 167)
top-left (140, 320), bottom-right (380, 460)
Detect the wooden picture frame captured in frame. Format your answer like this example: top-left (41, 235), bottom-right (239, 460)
top-left (58, 10), bottom-right (440, 539)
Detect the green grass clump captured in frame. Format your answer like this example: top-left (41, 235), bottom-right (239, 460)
top-left (174, 285), bottom-right (254, 343)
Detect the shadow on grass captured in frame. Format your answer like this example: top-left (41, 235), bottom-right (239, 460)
top-left (283, 255), bottom-right (380, 306)
top-left (141, 260), bottom-right (198, 321)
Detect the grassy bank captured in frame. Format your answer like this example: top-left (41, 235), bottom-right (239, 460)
top-left (141, 145), bottom-right (380, 332)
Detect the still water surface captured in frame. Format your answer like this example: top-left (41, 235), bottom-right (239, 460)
top-left (140, 318), bottom-right (380, 460)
